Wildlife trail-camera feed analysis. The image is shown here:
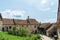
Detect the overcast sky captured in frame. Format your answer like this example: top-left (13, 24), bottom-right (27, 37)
top-left (0, 0), bottom-right (58, 23)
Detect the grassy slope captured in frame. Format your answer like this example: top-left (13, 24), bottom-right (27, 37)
top-left (0, 32), bottom-right (27, 40)
top-left (0, 32), bottom-right (39, 40)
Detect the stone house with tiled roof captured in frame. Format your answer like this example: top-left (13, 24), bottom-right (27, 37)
top-left (0, 13), bottom-right (57, 37)
top-left (0, 14), bottom-right (40, 33)
top-left (37, 23), bottom-right (57, 37)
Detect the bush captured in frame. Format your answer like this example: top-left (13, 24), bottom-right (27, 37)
top-left (17, 27), bottom-right (29, 37)
top-left (29, 34), bottom-right (41, 40)
top-left (36, 34), bottom-right (40, 39)
top-left (8, 29), bottom-right (12, 34)
top-left (7, 26), bottom-right (41, 40)
top-left (8, 26), bottom-right (29, 37)
top-left (13, 27), bottom-right (16, 31)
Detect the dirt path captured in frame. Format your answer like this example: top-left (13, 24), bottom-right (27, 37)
top-left (40, 35), bottom-right (53, 40)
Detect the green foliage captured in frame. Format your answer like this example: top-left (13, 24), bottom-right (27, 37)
top-left (0, 32), bottom-right (42, 40)
top-left (13, 27), bottom-right (16, 31)
top-left (8, 29), bottom-right (12, 34)
top-left (7, 26), bottom-right (42, 40)
top-left (25, 34), bottom-right (41, 40)
top-left (8, 26), bottom-right (29, 37)
top-left (0, 35), bottom-right (9, 40)
top-left (30, 34), bottom-right (40, 40)
top-left (19, 28), bottom-right (28, 36)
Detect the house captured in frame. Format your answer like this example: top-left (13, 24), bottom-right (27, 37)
top-left (46, 23), bottom-right (57, 37)
top-left (0, 13), bottom-right (56, 36)
top-left (37, 23), bottom-right (52, 35)
top-left (0, 14), bottom-right (40, 33)
top-left (37, 23), bottom-right (57, 37)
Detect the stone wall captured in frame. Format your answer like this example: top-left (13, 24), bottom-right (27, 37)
top-left (0, 21), bottom-right (3, 31)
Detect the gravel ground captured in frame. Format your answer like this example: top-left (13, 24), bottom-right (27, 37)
top-left (40, 35), bottom-right (53, 40)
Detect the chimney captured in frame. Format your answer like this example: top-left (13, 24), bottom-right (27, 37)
top-left (13, 19), bottom-right (16, 25)
top-left (28, 16), bottom-right (29, 20)
top-left (27, 16), bottom-right (30, 23)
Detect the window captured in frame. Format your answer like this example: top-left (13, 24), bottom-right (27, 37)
top-left (34, 26), bottom-right (36, 28)
top-left (9, 26), bottom-right (12, 29)
top-left (22, 25), bottom-right (24, 27)
top-left (2, 27), bottom-right (4, 31)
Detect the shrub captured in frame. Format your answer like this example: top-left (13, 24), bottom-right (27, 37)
top-left (13, 27), bottom-right (16, 31)
top-left (30, 34), bottom-right (41, 40)
top-left (8, 26), bottom-right (29, 37)
top-left (8, 29), bottom-right (12, 34)
top-left (7, 26), bottom-right (41, 40)
top-left (36, 34), bottom-right (40, 39)
top-left (17, 27), bottom-right (29, 37)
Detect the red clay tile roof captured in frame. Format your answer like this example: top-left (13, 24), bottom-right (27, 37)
top-left (2, 18), bottom-right (14, 25)
top-left (14, 19), bottom-right (39, 25)
top-left (46, 23), bottom-right (57, 32)
top-left (27, 19), bottom-right (39, 24)
top-left (14, 19), bottom-right (27, 25)
top-left (2, 18), bottom-right (39, 25)
top-left (39, 23), bottom-right (52, 30)
top-left (0, 14), bottom-right (39, 25)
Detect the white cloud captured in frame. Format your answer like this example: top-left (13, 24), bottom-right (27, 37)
top-left (40, 0), bottom-right (48, 6)
top-left (41, 18), bottom-right (57, 23)
top-left (40, 0), bottom-right (47, 5)
top-left (1, 9), bottom-right (25, 19)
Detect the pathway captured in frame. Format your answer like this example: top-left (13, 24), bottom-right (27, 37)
top-left (40, 35), bottom-right (53, 40)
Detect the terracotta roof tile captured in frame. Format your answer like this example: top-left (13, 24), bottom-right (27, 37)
top-left (46, 23), bottom-right (57, 31)
top-left (40, 23), bottom-right (52, 29)
top-left (27, 19), bottom-right (39, 24)
top-left (14, 19), bottom-right (27, 25)
top-left (2, 18), bottom-right (14, 25)
top-left (2, 18), bottom-right (39, 25)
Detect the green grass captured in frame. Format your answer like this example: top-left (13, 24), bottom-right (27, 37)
top-left (0, 32), bottom-right (40, 40)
